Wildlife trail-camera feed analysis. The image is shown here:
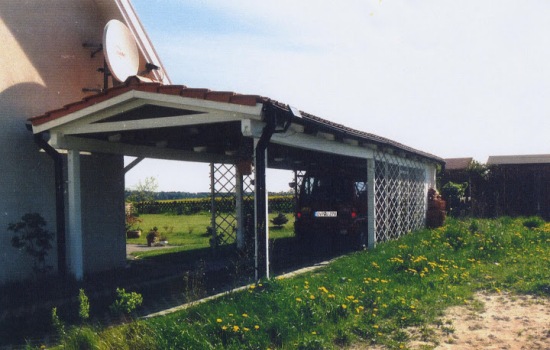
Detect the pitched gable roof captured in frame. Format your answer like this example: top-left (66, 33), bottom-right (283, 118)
top-left (29, 77), bottom-right (443, 164)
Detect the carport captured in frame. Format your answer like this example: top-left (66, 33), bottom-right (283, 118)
top-left (29, 77), bottom-right (442, 280)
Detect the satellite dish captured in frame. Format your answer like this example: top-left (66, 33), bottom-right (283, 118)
top-left (103, 19), bottom-right (139, 83)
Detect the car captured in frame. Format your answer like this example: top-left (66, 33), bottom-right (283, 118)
top-left (294, 168), bottom-right (368, 248)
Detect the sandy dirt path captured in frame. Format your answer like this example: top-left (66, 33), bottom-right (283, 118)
top-left (432, 292), bottom-right (550, 350)
top-left (350, 292), bottom-right (550, 349)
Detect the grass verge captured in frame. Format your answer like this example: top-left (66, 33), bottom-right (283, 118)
top-left (47, 217), bottom-right (550, 349)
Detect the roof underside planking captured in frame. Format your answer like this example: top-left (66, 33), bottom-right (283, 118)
top-left (29, 77), bottom-right (444, 171)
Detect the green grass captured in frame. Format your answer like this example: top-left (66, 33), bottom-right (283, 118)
top-left (127, 212), bottom-right (295, 259)
top-left (49, 217), bottom-right (550, 349)
top-left (127, 212), bottom-right (211, 247)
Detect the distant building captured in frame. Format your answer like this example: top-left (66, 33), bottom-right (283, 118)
top-left (487, 154), bottom-right (550, 219)
top-left (443, 157), bottom-right (473, 185)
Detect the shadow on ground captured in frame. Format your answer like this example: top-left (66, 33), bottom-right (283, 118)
top-left (0, 234), bottom-right (360, 347)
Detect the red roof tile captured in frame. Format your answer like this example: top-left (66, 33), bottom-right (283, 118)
top-left (180, 88), bottom-right (210, 99)
top-left (205, 91), bottom-right (236, 103)
top-left (29, 77), bottom-right (266, 127)
top-left (156, 85), bottom-right (187, 95)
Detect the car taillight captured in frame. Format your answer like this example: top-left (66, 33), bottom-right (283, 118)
top-left (297, 212), bottom-right (302, 219)
top-left (351, 211), bottom-right (357, 219)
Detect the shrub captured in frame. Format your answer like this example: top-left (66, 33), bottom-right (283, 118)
top-left (78, 289), bottom-right (90, 324)
top-left (270, 213), bottom-right (289, 228)
top-left (125, 212), bottom-right (142, 232)
top-left (51, 307), bottom-right (66, 338)
top-left (146, 227), bottom-right (160, 246)
top-left (110, 288), bottom-right (143, 316)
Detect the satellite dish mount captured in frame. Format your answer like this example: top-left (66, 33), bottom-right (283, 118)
top-left (83, 20), bottom-right (161, 93)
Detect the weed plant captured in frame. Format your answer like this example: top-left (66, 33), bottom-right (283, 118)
top-left (46, 217), bottom-right (549, 349)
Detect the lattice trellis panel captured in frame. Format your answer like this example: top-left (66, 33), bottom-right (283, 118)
top-left (374, 152), bottom-right (427, 242)
top-left (210, 163), bottom-right (237, 246)
top-left (210, 163), bottom-right (256, 247)
top-left (293, 170), bottom-right (306, 211)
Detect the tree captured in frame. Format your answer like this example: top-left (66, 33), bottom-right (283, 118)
top-left (127, 176), bottom-right (159, 202)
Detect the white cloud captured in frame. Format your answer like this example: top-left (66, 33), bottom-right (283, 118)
top-left (130, 0), bottom-right (550, 190)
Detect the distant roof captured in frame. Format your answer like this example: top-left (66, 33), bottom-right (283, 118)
top-left (487, 154), bottom-right (550, 165)
top-left (444, 157), bottom-right (473, 170)
top-left (29, 78), bottom-right (444, 164)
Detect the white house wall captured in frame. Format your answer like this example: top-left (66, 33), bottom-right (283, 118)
top-left (0, 1), bottom-right (138, 282)
top-left (81, 153), bottom-right (126, 273)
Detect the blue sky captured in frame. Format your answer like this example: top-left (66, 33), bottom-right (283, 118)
top-left (126, 0), bottom-right (550, 192)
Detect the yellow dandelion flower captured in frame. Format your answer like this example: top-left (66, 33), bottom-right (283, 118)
top-left (309, 295), bottom-right (315, 300)
top-left (222, 325), bottom-right (227, 330)
top-left (341, 304), bottom-right (347, 309)
top-left (242, 313), bottom-right (249, 318)
top-left (254, 325), bottom-right (260, 330)
top-left (233, 325), bottom-right (240, 332)
top-left (311, 331), bottom-right (317, 335)
top-left (328, 294), bottom-right (335, 299)
top-left (243, 327), bottom-right (250, 332)
top-left (296, 297), bottom-right (302, 302)
top-left (216, 318), bottom-right (223, 323)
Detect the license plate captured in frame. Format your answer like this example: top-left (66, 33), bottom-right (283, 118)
top-left (314, 211), bottom-right (338, 217)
